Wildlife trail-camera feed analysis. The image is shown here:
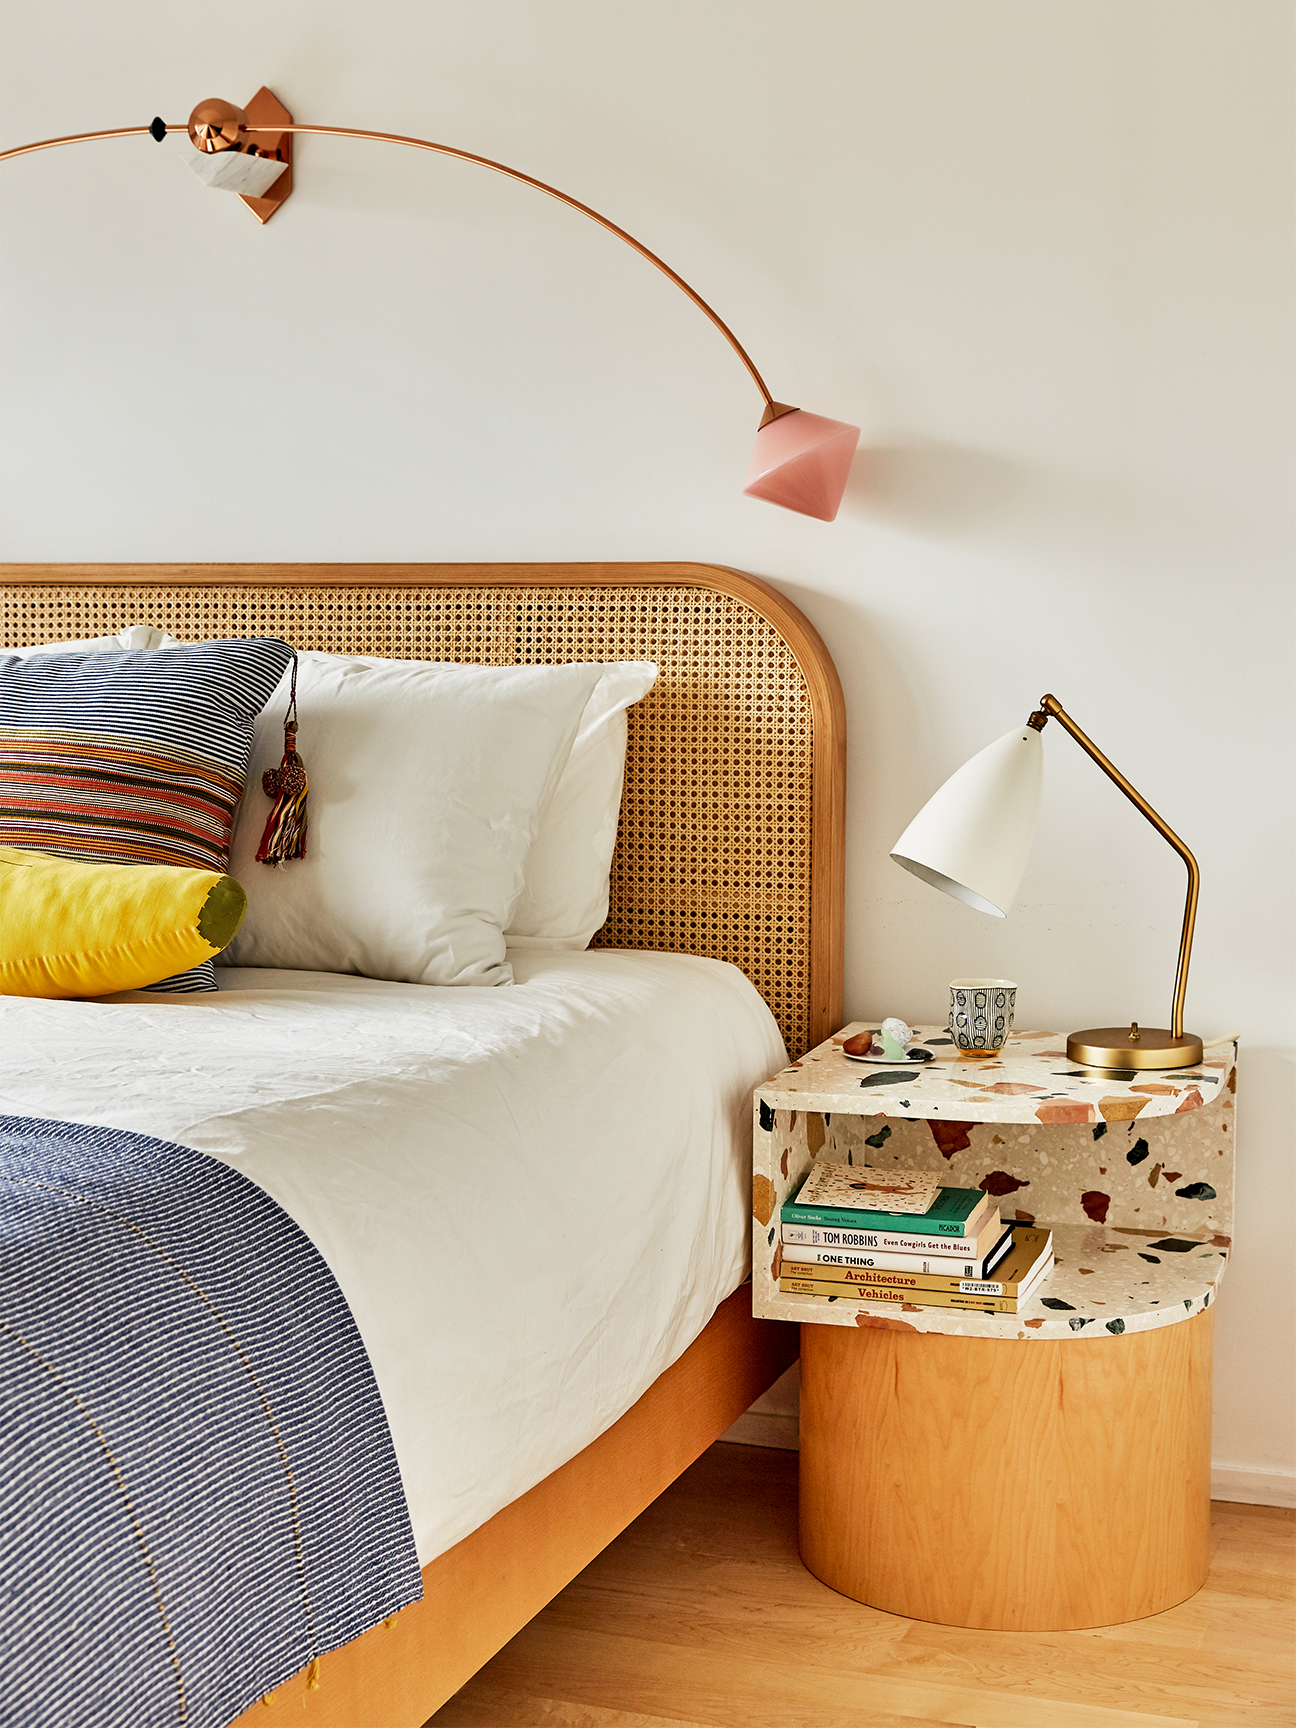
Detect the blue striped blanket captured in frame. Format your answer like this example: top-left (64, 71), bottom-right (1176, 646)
top-left (0, 1116), bottom-right (422, 1728)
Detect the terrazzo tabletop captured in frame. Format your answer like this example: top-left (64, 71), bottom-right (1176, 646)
top-left (761, 1023), bottom-right (1231, 1125)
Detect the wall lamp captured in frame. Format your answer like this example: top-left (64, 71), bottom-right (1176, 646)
top-left (0, 87), bottom-right (861, 522)
top-left (890, 694), bottom-right (1203, 1072)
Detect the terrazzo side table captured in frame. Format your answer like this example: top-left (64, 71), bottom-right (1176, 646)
top-left (752, 1023), bottom-right (1236, 1632)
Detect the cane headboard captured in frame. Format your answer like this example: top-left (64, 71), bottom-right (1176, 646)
top-left (0, 562), bottom-right (844, 1058)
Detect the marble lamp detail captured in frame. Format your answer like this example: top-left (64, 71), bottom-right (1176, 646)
top-left (186, 147), bottom-right (287, 198)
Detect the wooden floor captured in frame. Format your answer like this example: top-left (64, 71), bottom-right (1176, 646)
top-left (428, 1442), bottom-right (1295, 1728)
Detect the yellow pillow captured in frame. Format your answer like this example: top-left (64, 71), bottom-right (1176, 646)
top-left (0, 847), bottom-right (247, 999)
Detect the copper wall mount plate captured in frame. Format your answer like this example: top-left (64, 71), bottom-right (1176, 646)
top-left (238, 87), bottom-right (292, 224)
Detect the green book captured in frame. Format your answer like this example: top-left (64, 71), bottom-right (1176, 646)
top-left (781, 1175), bottom-right (991, 1238)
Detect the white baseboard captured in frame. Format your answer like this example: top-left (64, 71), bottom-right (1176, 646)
top-left (718, 1411), bottom-right (799, 1450)
top-left (1211, 1465), bottom-right (1296, 1509)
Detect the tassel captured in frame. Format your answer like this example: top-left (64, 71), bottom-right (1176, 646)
top-left (306, 1657), bottom-right (321, 1692)
top-left (256, 654), bottom-right (308, 866)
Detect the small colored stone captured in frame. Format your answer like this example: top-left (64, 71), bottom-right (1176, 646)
top-left (1175, 1182), bottom-right (1217, 1201)
top-left (1099, 1095), bottom-right (1149, 1123)
top-left (980, 1170), bottom-right (1031, 1196)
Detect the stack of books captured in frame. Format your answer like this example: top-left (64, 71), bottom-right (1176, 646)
top-left (778, 1163), bottom-right (1054, 1313)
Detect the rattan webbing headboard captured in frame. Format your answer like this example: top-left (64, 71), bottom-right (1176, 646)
top-left (0, 563), bottom-right (845, 1058)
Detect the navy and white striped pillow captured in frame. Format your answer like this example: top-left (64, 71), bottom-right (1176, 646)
top-left (0, 638), bottom-right (294, 992)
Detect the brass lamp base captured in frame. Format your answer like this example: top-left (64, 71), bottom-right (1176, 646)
top-left (1067, 1024), bottom-right (1204, 1071)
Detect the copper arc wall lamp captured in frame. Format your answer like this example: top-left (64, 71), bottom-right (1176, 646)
top-left (0, 87), bottom-right (861, 521)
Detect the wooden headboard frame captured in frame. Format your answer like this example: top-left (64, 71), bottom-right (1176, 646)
top-left (0, 562), bottom-right (845, 1056)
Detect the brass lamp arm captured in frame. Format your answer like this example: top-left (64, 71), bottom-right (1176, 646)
top-left (1027, 693), bottom-right (1200, 1041)
top-left (0, 118), bottom-right (779, 414)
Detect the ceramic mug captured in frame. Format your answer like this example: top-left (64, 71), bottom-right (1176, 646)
top-left (949, 978), bottom-right (1017, 1054)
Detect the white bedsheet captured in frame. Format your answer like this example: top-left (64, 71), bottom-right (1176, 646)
top-left (0, 949), bottom-right (785, 1565)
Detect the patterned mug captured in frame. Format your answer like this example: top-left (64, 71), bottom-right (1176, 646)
top-left (949, 978), bottom-right (1017, 1054)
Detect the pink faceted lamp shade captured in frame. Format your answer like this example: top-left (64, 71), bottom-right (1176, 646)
top-left (743, 403), bottom-right (861, 522)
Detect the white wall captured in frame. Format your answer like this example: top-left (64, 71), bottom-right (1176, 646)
top-left (2, 1), bottom-right (1291, 1495)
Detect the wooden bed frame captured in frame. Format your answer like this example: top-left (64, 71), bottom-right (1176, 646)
top-left (0, 561), bottom-right (845, 1727)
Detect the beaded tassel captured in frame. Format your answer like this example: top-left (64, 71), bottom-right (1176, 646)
top-left (256, 654), bottom-right (308, 866)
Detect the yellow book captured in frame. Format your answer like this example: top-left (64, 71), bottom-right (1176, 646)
top-left (780, 1245), bottom-right (1054, 1313)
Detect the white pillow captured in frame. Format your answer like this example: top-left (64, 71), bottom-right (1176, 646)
top-left (506, 661), bottom-right (657, 949)
top-left (13, 630), bottom-right (655, 955)
top-left (9, 625), bottom-right (181, 655)
top-left (226, 654), bottom-right (604, 987)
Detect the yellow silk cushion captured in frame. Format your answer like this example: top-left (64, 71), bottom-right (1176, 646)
top-left (0, 847), bottom-right (247, 999)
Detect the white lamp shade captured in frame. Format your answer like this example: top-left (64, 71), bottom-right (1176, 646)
top-left (890, 724), bottom-right (1044, 917)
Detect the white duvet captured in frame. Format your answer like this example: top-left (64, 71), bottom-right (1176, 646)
top-left (0, 949), bottom-right (785, 1566)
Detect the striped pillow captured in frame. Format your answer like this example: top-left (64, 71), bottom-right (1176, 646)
top-left (0, 638), bottom-right (293, 992)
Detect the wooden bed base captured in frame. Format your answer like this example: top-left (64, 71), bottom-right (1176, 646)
top-left (0, 562), bottom-right (843, 1725)
top-left (231, 1290), bottom-right (798, 1726)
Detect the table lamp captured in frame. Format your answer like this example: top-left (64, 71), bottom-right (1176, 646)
top-left (890, 693), bottom-right (1203, 1070)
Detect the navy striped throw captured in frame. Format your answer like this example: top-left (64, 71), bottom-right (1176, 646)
top-left (0, 1115), bottom-right (422, 1727)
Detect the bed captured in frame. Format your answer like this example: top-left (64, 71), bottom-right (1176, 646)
top-left (0, 561), bottom-right (845, 1727)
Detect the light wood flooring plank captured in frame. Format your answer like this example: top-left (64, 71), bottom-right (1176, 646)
top-left (1205, 1509), bottom-right (1295, 1577)
top-left (432, 1690), bottom-right (957, 1728)
top-left (539, 1580), bottom-right (911, 1670)
top-left (429, 1444), bottom-right (1294, 1728)
top-left (886, 1622), bottom-right (1288, 1719)
top-left (449, 1624), bottom-right (1201, 1728)
top-left (425, 1689), bottom-right (717, 1728)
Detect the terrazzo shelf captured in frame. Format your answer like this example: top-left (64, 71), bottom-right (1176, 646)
top-left (751, 1024), bottom-right (1236, 1341)
top-left (767, 1220), bottom-right (1227, 1342)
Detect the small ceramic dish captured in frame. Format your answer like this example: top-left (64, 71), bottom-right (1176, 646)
top-left (841, 1042), bottom-right (935, 1066)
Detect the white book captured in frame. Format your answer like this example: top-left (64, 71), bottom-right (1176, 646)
top-left (782, 1228), bottom-right (1014, 1280)
top-left (781, 1210), bottom-right (1003, 1260)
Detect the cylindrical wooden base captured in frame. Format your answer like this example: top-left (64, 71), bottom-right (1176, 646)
top-left (799, 1309), bottom-right (1213, 1631)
